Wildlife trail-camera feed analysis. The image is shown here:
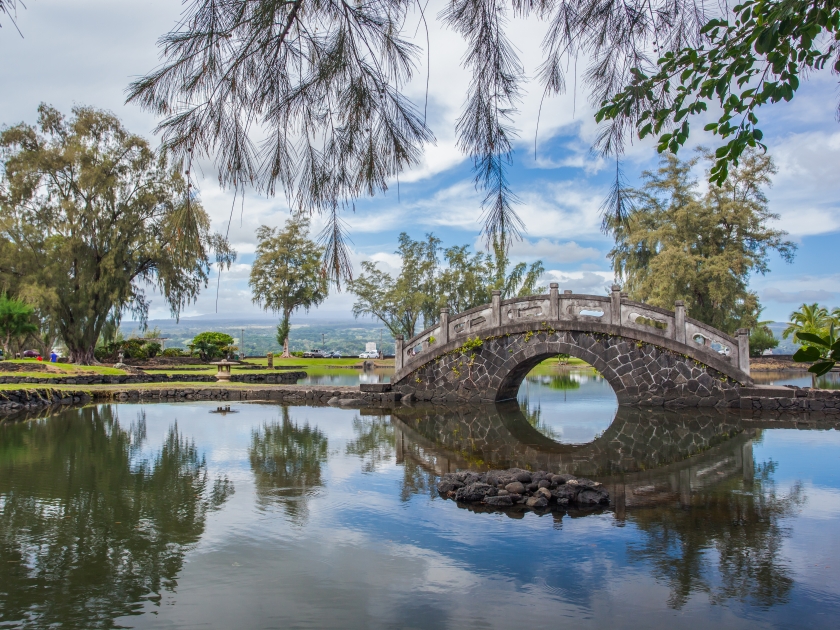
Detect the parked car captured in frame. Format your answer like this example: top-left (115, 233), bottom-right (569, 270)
top-left (304, 349), bottom-right (331, 359)
top-left (358, 351), bottom-right (378, 359)
top-left (329, 351), bottom-right (342, 358)
top-left (22, 349), bottom-right (39, 358)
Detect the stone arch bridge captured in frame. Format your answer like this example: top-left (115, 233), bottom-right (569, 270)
top-left (392, 284), bottom-right (752, 407)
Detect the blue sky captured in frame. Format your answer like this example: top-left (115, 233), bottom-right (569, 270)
top-left (1, 0), bottom-right (838, 324)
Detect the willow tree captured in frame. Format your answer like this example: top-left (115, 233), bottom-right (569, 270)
top-left (0, 104), bottom-right (235, 363)
top-left (249, 216), bottom-right (328, 357)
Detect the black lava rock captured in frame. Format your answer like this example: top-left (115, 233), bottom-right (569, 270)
top-left (436, 468), bottom-right (610, 513)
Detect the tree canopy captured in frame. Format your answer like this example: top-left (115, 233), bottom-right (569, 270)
top-left (598, 0), bottom-right (840, 190)
top-left (249, 217), bottom-right (329, 355)
top-left (0, 104), bottom-right (235, 363)
top-left (606, 149), bottom-right (795, 333)
top-left (0, 293), bottom-right (36, 356)
top-left (188, 332), bottom-right (236, 361)
top-left (783, 302), bottom-right (840, 341)
top-left (350, 232), bottom-right (544, 339)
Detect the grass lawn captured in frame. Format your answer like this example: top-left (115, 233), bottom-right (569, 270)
top-left (526, 357), bottom-right (593, 377)
top-left (0, 360), bottom-right (127, 377)
top-left (242, 357), bottom-right (393, 368)
top-left (0, 355), bottom-right (566, 387)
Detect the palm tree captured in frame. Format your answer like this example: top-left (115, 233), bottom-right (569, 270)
top-left (783, 303), bottom-right (832, 342)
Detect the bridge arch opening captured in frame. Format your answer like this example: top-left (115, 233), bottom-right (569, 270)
top-left (514, 355), bottom-right (619, 445)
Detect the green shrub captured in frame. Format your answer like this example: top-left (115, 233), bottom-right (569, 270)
top-left (161, 347), bottom-right (184, 357)
top-left (94, 346), bottom-right (112, 362)
top-left (188, 332), bottom-right (236, 360)
top-left (122, 338), bottom-right (148, 359)
top-left (750, 326), bottom-right (779, 357)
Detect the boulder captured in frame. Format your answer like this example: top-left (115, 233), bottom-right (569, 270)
top-left (567, 478), bottom-right (601, 490)
top-left (505, 481), bottom-right (526, 494)
top-left (552, 485), bottom-right (578, 502)
top-left (526, 496), bottom-right (548, 508)
top-left (455, 482), bottom-right (496, 503)
top-left (576, 489), bottom-right (610, 505)
top-left (485, 495), bottom-right (513, 507)
top-left (514, 471), bottom-right (532, 484)
top-left (437, 479), bottom-right (464, 494)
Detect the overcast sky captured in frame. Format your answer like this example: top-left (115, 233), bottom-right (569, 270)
top-left (2, 0), bottom-right (839, 324)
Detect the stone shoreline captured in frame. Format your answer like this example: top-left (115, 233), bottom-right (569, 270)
top-left (1, 382), bottom-right (840, 416)
top-left (0, 384), bottom-right (399, 412)
top-left (0, 371), bottom-right (306, 386)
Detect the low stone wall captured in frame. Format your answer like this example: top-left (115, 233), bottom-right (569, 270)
top-left (739, 385), bottom-right (840, 413)
top-left (2, 382), bottom-right (839, 417)
top-left (0, 388), bottom-right (92, 412)
top-left (0, 384), bottom-right (400, 414)
top-left (88, 385), bottom-right (400, 406)
top-left (0, 371), bottom-right (306, 386)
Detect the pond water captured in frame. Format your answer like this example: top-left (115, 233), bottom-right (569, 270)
top-left (296, 364), bottom-right (840, 391)
top-left (1, 373), bottom-right (839, 629)
top-left (298, 367), bottom-right (394, 386)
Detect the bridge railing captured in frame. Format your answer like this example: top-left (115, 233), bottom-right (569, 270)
top-left (395, 284), bottom-right (750, 375)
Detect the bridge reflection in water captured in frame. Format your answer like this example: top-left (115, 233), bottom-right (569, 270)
top-left (389, 403), bottom-right (756, 514)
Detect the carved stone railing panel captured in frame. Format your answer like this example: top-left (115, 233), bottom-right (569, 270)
top-left (685, 318), bottom-right (739, 367)
top-left (449, 306), bottom-right (493, 339)
top-left (403, 325), bottom-right (441, 365)
top-left (560, 295), bottom-right (612, 322)
top-left (621, 301), bottom-right (675, 338)
top-left (502, 296), bottom-right (551, 323)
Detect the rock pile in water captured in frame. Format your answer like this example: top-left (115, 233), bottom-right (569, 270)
top-left (437, 468), bottom-right (609, 510)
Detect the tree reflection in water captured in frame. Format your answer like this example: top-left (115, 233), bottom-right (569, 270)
top-left (627, 459), bottom-right (805, 609)
top-left (248, 406), bottom-right (328, 523)
top-left (345, 412), bottom-right (436, 502)
top-left (518, 400), bottom-right (562, 441)
top-left (345, 413), bottom-right (395, 473)
top-left (0, 405), bottom-right (234, 629)
top-left (390, 403), bottom-right (808, 609)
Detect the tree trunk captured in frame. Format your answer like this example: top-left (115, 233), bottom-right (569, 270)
top-left (68, 345), bottom-right (98, 365)
top-left (282, 336), bottom-right (290, 358)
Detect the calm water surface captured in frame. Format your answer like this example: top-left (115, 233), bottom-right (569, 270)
top-left (1, 371), bottom-right (839, 629)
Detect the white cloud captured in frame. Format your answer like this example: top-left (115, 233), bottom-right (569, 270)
top-left (506, 237), bottom-right (602, 263)
top-left (766, 130), bottom-right (840, 237)
top-left (544, 270), bottom-right (615, 295)
top-left (368, 252), bottom-right (403, 273)
top-left (751, 272), bottom-right (840, 320)
top-left (761, 287), bottom-right (838, 304)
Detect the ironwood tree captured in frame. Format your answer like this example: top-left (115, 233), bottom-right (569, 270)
top-left (606, 149), bottom-right (795, 333)
top-left (350, 232), bottom-right (543, 339)
top-left (0, 104), bottom-right (235, 364)
top-left (125, 0), bottom-right (840, 275)
top-left (249, 216), bottom-right (329, 357)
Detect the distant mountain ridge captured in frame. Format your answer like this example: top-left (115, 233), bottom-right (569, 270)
top-left (120, 317), bottom-right (392, 356)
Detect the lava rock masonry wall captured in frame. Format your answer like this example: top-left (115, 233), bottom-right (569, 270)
top-left (0, 371), bottom-right (306, 386)
top-left (395, 330), bottom-right (743, 407)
